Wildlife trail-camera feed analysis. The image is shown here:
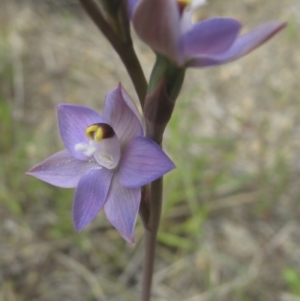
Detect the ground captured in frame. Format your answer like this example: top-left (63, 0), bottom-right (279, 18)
top-left (0, 0), bottom-right (300, 300)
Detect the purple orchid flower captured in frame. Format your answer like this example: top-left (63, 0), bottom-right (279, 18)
top-left (130, 0), bottom-right (286, 67)
top-left (27, 84), bottom-right (175, 243)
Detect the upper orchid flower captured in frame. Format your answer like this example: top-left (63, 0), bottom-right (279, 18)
top-left (130, 0), bottom-right (286, 67)
top-left (27, 84), bottom-right (175, 243)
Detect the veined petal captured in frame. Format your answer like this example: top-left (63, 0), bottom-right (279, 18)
top-left (27, 150), bottom-right (96, 188)
top-left (103, 84), bottom-right (143, 147)
top-left (73, 167), bottom-right (113, 232)
top-left (118, 136), bottom-right (175, 188)
top-left (104, 176), bottom-right (140, 243)
top-left (181, 18), bottom-right (241, 58)
top-left (58, 104), bottom-right (107, 160)
top-left (188, 21), bottom-right (286, 67)
top-left (132, 0), bottom-right (182, 65)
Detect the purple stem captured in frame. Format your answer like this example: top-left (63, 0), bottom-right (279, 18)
top-left (140, 177), bottom-right (163, 301)
top-left (78, 0), bottom-right (147, 107)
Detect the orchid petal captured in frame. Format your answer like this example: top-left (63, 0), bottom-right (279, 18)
top-left (58, 104), bottom-right (107, 161)
top-left (103, 84), bottom-right (143, 146)
top-left (118, 137), bottom-right (175, 188)
top-left (128, 0), bottom-right (139, 18)
top-left (27, 150), bottom-right (96, 188)
top-left (104, 176), bottom-right (140, 243)
top-left (132, 0), bottom-right (182, 65)
top-left (181, 18), bottom-right (242, 58)
top-left (73, 167), bottom-right (113, 232)
top-left (188, 21), bottom-right (286, 67)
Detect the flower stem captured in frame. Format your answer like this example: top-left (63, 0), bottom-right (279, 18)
top-left (78, 0), bottom-right (147, 106)
top-left (140, 177), bottom-right (163, 301)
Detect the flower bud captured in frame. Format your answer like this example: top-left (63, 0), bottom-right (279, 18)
top-left (148, 54), bottom-right (185, 101)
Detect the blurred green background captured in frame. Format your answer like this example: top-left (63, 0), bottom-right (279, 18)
top-left (0, 0), bottom-right (299, 300)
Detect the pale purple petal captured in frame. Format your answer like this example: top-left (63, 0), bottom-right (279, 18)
top-left (58, 104), bottom-right (107, 160)
top-left (128, 0), bottom-right (139, 18)
top-left (120, 84), bottom-right (143, 125)
top-left (132, 0), bottom-right (182, 65)
top-left (73, 167), bottom-right (113, 232)
top-left (181, 18), bottom-right (241, 57)
top-left (188, 21), bottom-right (286, 67)
top-left (103, 84), bottom-right (143, 146)
top-left (104, 176), bottom-right (140, 243)
top-left (27, 150), bottom-right (97, 188)
top-left (118, 136), bottom-right (175, 188)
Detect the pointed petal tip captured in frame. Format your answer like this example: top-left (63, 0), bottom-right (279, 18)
top-left (73, 211), bottom-right (90, 233)
top-left (26, 169), bottom-right (39, 177)
top-left (122, 231), bottom-right (135, 244)
top-left (128, 236), bottom-right (135, 244)
top-left (25, 166), bottom-right (39, 177)
top-left (26, 163), bottom-right (44, 175)
top-left (277, 21), bottom-right (288, 33)
top-left (57, 103), bottom-right (68, 111)
top-left (162, 155), bottom-right (176, 173)
top-left (73, 221), bottom-right (85, 233)
top-left (74, 224), bottom-right (81, 233)
top-left (170, 160), bottom-right (176, 171)
top-left (276, 21), bottom-right (288, 29)
top-left (117, 82), bottom-right (128, 97)
top-left (118, 234), bottom-right (135, 244)
top-left (25, 150), bottom-right (95, 188)
top-left (266, 20), bottom-right (288, 35)
top-left (25, 169), bottom-right (32, 175)
top-left (120, 231), bottom-right (135, 244)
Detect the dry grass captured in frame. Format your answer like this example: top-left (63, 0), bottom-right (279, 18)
top-left (0, 0), bottom-right (299, 300)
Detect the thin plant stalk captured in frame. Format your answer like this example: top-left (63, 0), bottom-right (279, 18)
top-left (79, 0), bottom-right (147, 106)
top-left (140, 177), bottom-right (163, 301)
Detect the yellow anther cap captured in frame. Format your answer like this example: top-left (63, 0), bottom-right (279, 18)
top-left (85, 123), bottom-right (115, 142)
top-left (177, 0), bottom-right (191, 5)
